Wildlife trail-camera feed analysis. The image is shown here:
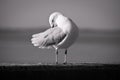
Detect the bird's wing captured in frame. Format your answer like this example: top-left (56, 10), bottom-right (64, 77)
top-left (31, 27), bottom-right (66, 48)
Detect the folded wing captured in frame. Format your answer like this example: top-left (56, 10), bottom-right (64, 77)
top-left (31, 27), bottom-right (66, 48)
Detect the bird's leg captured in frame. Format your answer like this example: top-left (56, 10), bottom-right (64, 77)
top-left (55, 48), bottom-right (58, 64)
top-left (63, 49), bottom-right (67, 64)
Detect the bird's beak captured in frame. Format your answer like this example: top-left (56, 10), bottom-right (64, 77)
top-left (51, 24), bottom-right (54, 28)
top-left (51, 23), bottom-right (57, 28)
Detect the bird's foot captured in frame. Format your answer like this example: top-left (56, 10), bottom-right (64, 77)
top-left (56, 62), bottom-right (58, 64)
top-left (63, 62), bottom-right (67, 65)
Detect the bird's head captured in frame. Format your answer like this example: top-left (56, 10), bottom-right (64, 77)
top-left (49, 12), bottom-right (63, 28)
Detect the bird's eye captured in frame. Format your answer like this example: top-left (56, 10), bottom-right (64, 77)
top-left (52, 19), bottom-right (54, 23)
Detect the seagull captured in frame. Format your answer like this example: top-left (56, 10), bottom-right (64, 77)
top-left (31, 12), bottom-right (79, 64)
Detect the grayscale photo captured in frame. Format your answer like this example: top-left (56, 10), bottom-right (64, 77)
top-left (0, 0), bottom-right (120, 79)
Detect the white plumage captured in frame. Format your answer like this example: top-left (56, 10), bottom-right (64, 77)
top-left (31, 12), bottom-right (79, 64)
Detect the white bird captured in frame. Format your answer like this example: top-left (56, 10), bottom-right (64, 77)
top-left (31, 12), bottom-right (79, 64)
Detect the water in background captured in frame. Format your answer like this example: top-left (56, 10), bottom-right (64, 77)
top-left (0, 28), bottom-right (120, 64)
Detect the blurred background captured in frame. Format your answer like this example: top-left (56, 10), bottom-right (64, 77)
top-left (0, 0), bottom-right (120, 64)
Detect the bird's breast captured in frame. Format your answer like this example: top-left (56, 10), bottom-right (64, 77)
top-left (57, 18), bottom-right (79, 49)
